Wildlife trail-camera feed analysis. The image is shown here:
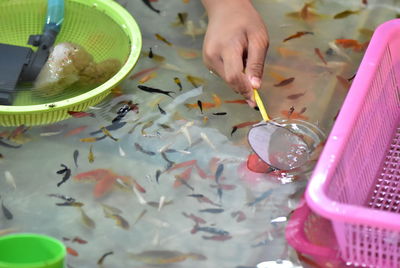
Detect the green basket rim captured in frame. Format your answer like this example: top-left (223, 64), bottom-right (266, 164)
top-left (0, 0), bottom-right (142, 113)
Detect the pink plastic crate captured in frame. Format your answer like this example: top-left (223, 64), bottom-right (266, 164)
top-left (306, 19), bottom-right (400, 268)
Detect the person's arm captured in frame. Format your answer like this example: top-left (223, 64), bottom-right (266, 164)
top-left (201, 0), bottom-right (269, 106)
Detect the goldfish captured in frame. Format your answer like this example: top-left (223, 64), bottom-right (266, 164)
top-left (283, 31), bottom-right (313, 42)
top-left (231, 121), bottom-right (259, 136)
top-left (182, 212), bottom-right (207, 224)
top-left (224, 99), bottom-right (247, 104)
top-left (276, 47), bottom-right (301, 58)
top-left (173, 167), bottom-right (193, 188)
top-left (185, 101), bottom-right (215, 110)
top-left (273, 77), bottom-right (295, 87)
top-left (64, 125), bottom-right (88, 137)
top-left (314, 48), bottom-right (327, 65)
top-left (176, 47), bottom-right (200, 59)
top-left (335, 39), bottom-right (368, 52)
top-left (333, 9), bottom-right (362, 19)
top-left (67, 247), bottom-right (79, 257)
top-left (286, 1), bottom-right (324, 22)
top-left (129, 250), bottom-right (206, 264)
top-left (186, 75), bottom-right (205, 87)
top-left (138, 72), bottom-right (157, 83)
top-left (129, 66), bottom-right (158, 80)
top-left (281, 110), bottom-right (309, 120)
top-left (212, 94), bottom-right (222, 107)
top-left (67, 111), bottom-right (95, 118)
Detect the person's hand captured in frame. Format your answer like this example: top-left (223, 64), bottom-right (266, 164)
top-left (201, 0), bottom-right (269, 106)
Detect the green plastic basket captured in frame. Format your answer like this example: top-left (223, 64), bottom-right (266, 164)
top-left (0, 0), bottom-right (142, 126)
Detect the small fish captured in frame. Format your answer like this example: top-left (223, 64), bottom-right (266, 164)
top-left (224, 99), bottom-right (247, 104)
top-left (73, 150), bottom-right (79, 168)
top-left (347, 73), bottom-right (356, 81)
top-left (1, 199), bottom-right (13, 220)
top-left (138, 72), bottom-right (157, 84)
top-left (158, 123), bottom-right (174, 132)
top-left (155, 170), bottom-right (162, 183)
top-left (142, 49), bottom-right (165, 62)
top-left (287, 92), bottom-right (305, 100)
top-left (141, 121), bottom-right (154, 136)
top-left (336, 75), bottom-right (351, 89)
top-left (283, 31), bottom-right (313, 42)
top-left (314, 48), bottom-right (327, 65)
top-left (281, 110), bottom-right (309, 120)
top-left (88, 145), bottom-right (95, 163)
top-left (202, 234), bottom-right (232, 241)
top-left (174, 77), bottom-right (183, 91)
top-left (135, 142), bottom-right (156, 156)
top-left (155, 33), bottom-right (173, 46)
top-left (333, 9), bottom-right (362, 19)
top-left (176, 48), bottom-right (200, 59)
top-left (191, 224), bottom-right (230, 236)
top-left (79, 136), bottom-right (106, 143)
top-left (247, 189), bottom-right (274, 206)
top-left (273, 77), bottom-right (295, 87)
top-left (335, 39), bottom-right (368, 52)
top-left (231, 210), bottom-right (246, 222)
top-left (67, 247), bottom-right (79, 257)
top-left (72, 237), bottom-right (88, 244)
top-left (231, 121), bottom-right (258, 136)
top-left (161, 152), bottom-right (175, 170)
top-left (172, 12), bottom-right (188, 26)
top-left (199, 208), bottom-right (224, 214)
top-left (186, 75), bottom-right (205, 87)
top-left (185, 101), bottom-right (215, 110)
top-left (182, 212), bottom-right (206, 224)
top-left (231, 126), bottom-right (238, 136)
top-left (4, 171), bottom-right (16, 190)
top-left (129, 250), bottom-right (206, 264)
top-left (48, 193), bottom-right (76, 203)
top-left (197, 100), bottom-right (203, 113)
top-left (299, 107), bottom-right (307, 114)
top-left (67, 111), bottom-right (95, 118)
top-left (79, 207), bottom-right (96, 229)
top-left (0, 139), bottom-right (22, 149)
top-left (130, 66), bottom-right (158, 80)
top-left (100, 127), bottom-right (119, 142)
top-left (157, 104), bottom-right (166, 115)
top-left (104, 210), bottom-right (130, 230)
top-left (200, 132), bottom-right (216, 150)
top-left (132, 209), bottom-right (147, 226)
top-left (212, 112), bottom-right (227, 116)
top-left (97, 251), bottom-right (114, 265)
top-left (285, 107), bottom-right (294, 117)
top-left (128, 121), bottom-right (143, 134)
top-left (149, 47), bottom-right (154, 58)
top-left (101, 203), bottom-right (123, 215)
top-left (56, 201), bottom-right (84, 207)
top-left (64, 125), bottom-right (88, 137)
top-left (137, 85), bottom-right (174, 98)
top-left (142, 0), bottom-right (160, 14)
top-left (56, 164), bottom-right (72, 187)
top-left (215, 164), bottom-right (224, 183)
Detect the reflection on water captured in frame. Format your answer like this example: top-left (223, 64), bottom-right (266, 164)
top-left (0, 0), bottom-right (398, 267)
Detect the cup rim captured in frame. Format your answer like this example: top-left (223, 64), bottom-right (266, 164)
top-left (0, 233), bottom-right (66, 268)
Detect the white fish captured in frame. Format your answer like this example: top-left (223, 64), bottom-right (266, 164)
top-left (158, 196), bottom-right (165, 212)
top-left (270, 216), bottom-right (287, 223)
top-left (133, 186), bottom-right (147, 205)
top-left (40, 131), bottom-right (63, 137)
top-left (118, 146), bottom-right (126, 157)
top-left (200, 132), bottom-right (216, 150)
top-left (4, 171), bottom-right (16, 190)
top-left (181, 127), bottom-right (192, 146)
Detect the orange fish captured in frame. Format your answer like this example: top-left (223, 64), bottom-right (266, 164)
top-left (64, 125), bottom-right (88, 137)
top-left (283, 31), bottom-right (313, 42)
top-left (231, 121), bottom-right (259, 136)
top-left (67, 247), bottom-right (79, 257)
top-left (139, 72), bottom-right (157, 84)
top-left (336, 75), bottom-right (351, 89)
top-left (276, 47), bottom-right (301, 58)
top-left (314, 48), bottom-right (327, 65)
top-left (335, 39), bottom-right (368, 52)
top-left (93, 176), bottom-right (117, 199)
top-left (224, 99), bottom-right (247, 104)
top-left (185, 102), bottom-right (215, 110)
top-left (212, 94), bottom-right (222, 107)
top-left (129, 67), bottom-right (158, 80)
top-left (281, 110), bottom-right (309, 120)
top-left (173, 167), bottom-right (193, 187)
top-left (168, 160), bottom-right (197, 172)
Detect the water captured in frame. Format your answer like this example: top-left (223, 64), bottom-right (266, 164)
top-left (0, 0), bottom-right (399, 267)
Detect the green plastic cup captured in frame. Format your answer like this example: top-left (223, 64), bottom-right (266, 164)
top-left (0, 233), bottom-right (66, 268)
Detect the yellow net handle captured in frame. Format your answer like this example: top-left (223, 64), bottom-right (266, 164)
top-left (253, 89), bottom-right (270, 121)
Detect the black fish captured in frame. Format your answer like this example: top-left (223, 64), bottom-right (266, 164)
top-left (212, 112), bottom-right (227, 116)
top-left (134, 143), bottom-right (156, 156)
top-left (178, 12), bottom-right (188, 25)
top-left (188, 194), bottom-right (204, 198)
top-left (199, 208), bottom-right (224, 213)
top-left (73, 150), bottom-right (79, 168)
top-left (161, 151), bottom-right (175, 169)
top-left (155, 170), bottom-right (162, 184)
top-left (97, 251), bottom-right (114, 265)
top-left (191, 224), bottom-right (230, 236)
top-left (48, 193), bottom-right (76, 203)
top-left (0, 197), bottom-right (13, 220)
top-left (112, 104), bottom-right (132, 123)
top-left (148, 47), bottom-right (154, 58)
top-left (142, 0), bottom-right (160, 14)
top-left (0, 139), bottom-right (22, 149)
top-left (231, 126), bottom-right (238, 136)
top-left (157, 104), bottom-right (166, 115)
top-left (56, 164), bottom-right (71, 187)
top-left (137, 85), bottom-right (174, 98)
top-left (197, 100), bottom-right (203, 113)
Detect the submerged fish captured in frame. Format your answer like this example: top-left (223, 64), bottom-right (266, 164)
top-left (97, 251), bottom-right (114, 265)
top-left (333, 9), bottom-right (362, 19)
top-left (186, 75), bottom-right (204, 87)
top-left (135, 143), bottom-right (156, 156)
top-left (67, 111), bottom-right (95, 118)
top-left (78, 207), bottom-right (96, 229)
top-left (314, 48), bottom-right (327, 65)
top-left (129, 250), bottom-right (206, 264)
top-left (155, 33), bottom-right (173, 46)
top-left (137, 85), bottom-right (174, 98)
top-left (88, 145), bottom-right (95, 163)
top-left (157, 104), bottom-right (166, 115)
top-left (73, 150), bottom-right (79, 168)
top-left (174, 77), bottom-right (183, 91)
top-left (56, 164), bottom-right (72, 187)
top-left (273, 77), bottom-right (295, 87)
top-left (142, 0), bottom-right (160, 14)
top-left (283, 31), bottom-right (313, 42)
top-left (1, 199), bottom-right (13, 220)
